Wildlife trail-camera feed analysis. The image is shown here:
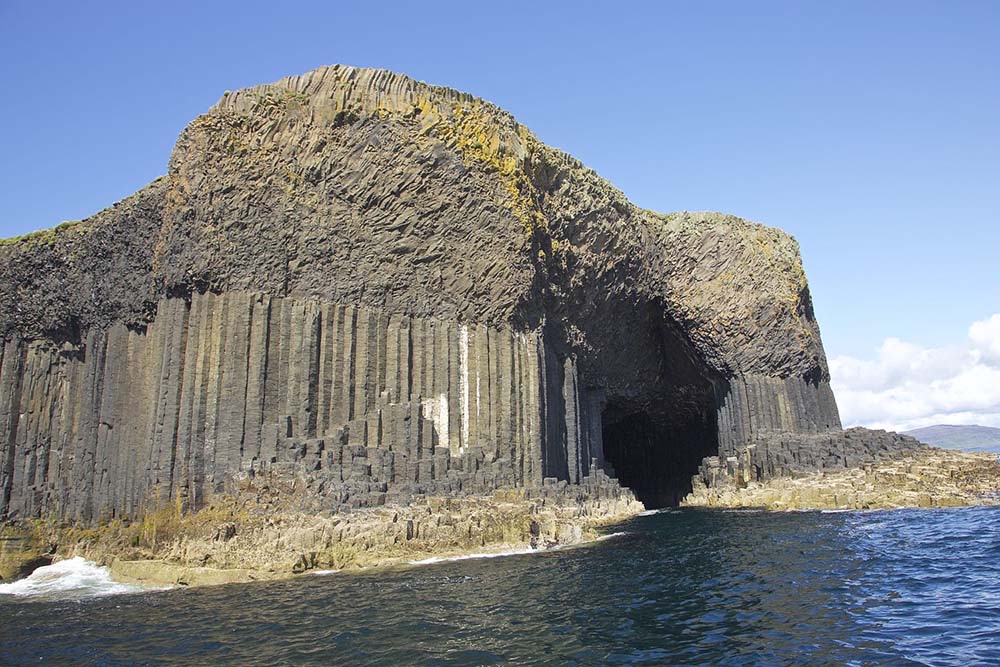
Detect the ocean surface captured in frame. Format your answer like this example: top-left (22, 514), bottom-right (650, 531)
top-left (2, 506), bottom-right (999, 666)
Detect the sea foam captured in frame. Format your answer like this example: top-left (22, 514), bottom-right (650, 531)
top-left (407, 531), bottom-right (632, 566)
top-left (407, 547), bottom-right (538, 566)
top-left (592, 531), bottom-right (629, 541)
top-left (0, 557), bottom-right (147, 599)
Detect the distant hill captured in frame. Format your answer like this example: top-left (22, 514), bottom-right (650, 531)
top-left (903, 425), bottom-right (1000, 454)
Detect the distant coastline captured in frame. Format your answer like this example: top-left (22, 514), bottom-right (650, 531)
top-left (903, 425), bottom-right (1000, 455)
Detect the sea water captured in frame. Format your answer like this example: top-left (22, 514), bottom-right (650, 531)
top-left (2, 506), bottom-right (998, 665)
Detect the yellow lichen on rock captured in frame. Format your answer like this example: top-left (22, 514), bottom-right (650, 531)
top-left (682, 448), bottom-right (1000, 511)
top-left (433, 100), bottom-right (545, 236)
top-left (15, 473), bottom-right (643, 588)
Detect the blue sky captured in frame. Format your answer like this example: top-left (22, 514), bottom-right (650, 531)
top-left (1, 1), bottom-right (998, 427)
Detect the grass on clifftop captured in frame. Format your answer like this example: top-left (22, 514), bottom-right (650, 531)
top-left (0, 220), bottom-right (81, 248)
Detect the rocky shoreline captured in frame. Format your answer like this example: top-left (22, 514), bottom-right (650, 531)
top-left (6, 447), bottom-right (1000, 587)
top-left (1, 471), bottom-right (644, 587)
top-left (682, 447), bottom-right (1000, 511)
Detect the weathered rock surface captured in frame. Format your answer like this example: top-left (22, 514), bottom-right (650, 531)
top-left (0, 68), bottom-right (833, 384)
top-left (684, 438), bottom-right (1000, 510)
top-left (693, 427), bottom-right (928, 486)
top-left (23, 468), bottom-right (642, 587)
top-left (0, 65), bottom-right (850, 520)
top-left (0, 524), bottom-right (53, 581)
top-left (0, 291), bottom-right (625, 523)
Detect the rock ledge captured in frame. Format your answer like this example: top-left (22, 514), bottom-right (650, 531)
top-left (683, 447), bottom-right (1000, 511)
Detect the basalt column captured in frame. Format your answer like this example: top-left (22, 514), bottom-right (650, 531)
top-left (0, 64), bottom-right (850, 523)
top-left (0, 292), bottom-right (605, 523)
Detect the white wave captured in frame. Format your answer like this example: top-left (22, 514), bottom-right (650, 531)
top-left (312, 569), bottom-right (341, 576)
top-left (593, 531), bottom-right (629, 542)
top-left (539, 531), bottom-right (630, 554)
top-left (638, 508), bottom-right (681, 516)
top-left (405, 530), bottom-right (632, 566)
top-left (802, 508), bottom-right (887, 514)
top-left (407, 547), bottom-right (537, 566)
top-left (0, 557), bottom-right (146, 598)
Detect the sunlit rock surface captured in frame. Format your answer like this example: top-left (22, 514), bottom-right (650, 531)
top-left (0, 65), bottom-right (907, 532)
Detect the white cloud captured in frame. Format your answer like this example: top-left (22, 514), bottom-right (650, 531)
top-left (970, 313), bottom-right (1000, 366)
top-left (830, 313), bottom-right (1000, 432)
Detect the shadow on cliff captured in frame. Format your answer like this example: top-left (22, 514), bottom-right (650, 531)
top-left (580, 306), bottom-right (722, 509)
top-left (600, 406), bottom-right (718, 508)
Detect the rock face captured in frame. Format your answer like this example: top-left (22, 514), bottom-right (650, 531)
top-left (694, 428), bottom-right (928, 486)
top-left (26, 473), bottom-right (644, 586)
top-left (684, 441), bottom-right (1000, 510)
top-left (1, 65), bottom-right (846, 520)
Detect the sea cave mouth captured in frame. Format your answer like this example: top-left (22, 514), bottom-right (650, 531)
top-left (600, 404), bottom-right (717, 509)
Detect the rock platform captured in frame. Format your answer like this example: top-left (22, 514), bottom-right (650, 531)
top-left (683, 446), bottom-right (1000, 511)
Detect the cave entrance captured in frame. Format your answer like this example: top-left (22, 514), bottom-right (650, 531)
top-left (600, 405), bottom-right (716, 508)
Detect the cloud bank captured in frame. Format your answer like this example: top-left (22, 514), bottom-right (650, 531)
top-left (829, 314), bottom-right (1000, 432)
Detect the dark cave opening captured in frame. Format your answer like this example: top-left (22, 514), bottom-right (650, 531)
top-left (600, 405), bottom-right (717, 509)
top-left (571, 296), bottom-right (723, 509)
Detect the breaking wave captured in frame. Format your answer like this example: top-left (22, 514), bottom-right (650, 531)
top-left (407, 547), bottom-right (537, 566)
top-left (0, 557), bottom-right (147, 599)
top-left (592, 531), bottom-right (629, 542)
top-left (406, 531), bottom-right (631, 566)
top-left (638, 508), bottom-right (681, 516)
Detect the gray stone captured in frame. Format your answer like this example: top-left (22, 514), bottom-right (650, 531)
top-left (0, 66), bottom-right (853, 521)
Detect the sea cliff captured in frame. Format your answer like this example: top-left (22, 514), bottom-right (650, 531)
top-left (1, 65), bottom-right (990, 583)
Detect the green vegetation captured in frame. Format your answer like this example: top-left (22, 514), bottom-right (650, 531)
top-left (0, 220), bottom-right (81, 248)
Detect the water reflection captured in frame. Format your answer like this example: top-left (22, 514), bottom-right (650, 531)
top-left (2, 507), bottom-right (999, 666)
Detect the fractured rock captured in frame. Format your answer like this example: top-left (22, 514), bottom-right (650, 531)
top-left (0, 65), bottom-right (910, 521)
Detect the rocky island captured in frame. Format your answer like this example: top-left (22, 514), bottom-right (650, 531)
top-left (1, 65), bottom-right (996, 585)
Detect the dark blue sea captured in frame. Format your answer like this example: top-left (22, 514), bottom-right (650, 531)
top-left (2, 506), bottom-right (999, 666)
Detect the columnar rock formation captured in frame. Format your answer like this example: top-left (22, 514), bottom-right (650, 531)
top-left (0, 293), bottom-right (616, 521)
top-left (1, 65), bottom-right (849, 520)
top-left (685, 432), bottom-right (999, 511)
